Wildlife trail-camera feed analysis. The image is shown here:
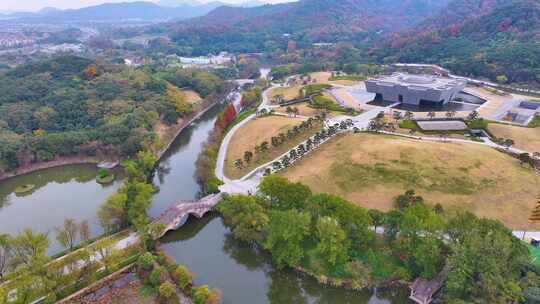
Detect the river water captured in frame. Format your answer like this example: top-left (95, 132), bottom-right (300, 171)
top-left (0, 102), bottom-right (408, 303)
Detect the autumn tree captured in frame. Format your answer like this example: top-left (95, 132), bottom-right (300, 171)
top-left (83, 64), bottom-right (98, 78)
top-left (166, 84), bottom-right (191, 116)
top-left (159, 282), bottom-right (177, 301)
top-left (215, 104), bottom-right (237, 131)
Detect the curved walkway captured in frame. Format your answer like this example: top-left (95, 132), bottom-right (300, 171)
top-left (215, 83), bottom-right (283, 192)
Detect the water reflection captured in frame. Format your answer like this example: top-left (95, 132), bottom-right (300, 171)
top-left (150, 104), bottom-right (224, 217)
top-left (161, 216), bottom-right (409, 304)
top-left (0, 164), bottom-right (123, 253)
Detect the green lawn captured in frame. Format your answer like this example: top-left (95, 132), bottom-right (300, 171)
top-left (529, 115), bottom-right (540, 128)
top-left (398, 119), bottom-right (418, 130)
top-left (311, 95), bottom-right (347, 112)
top-left (529, 245), bottom-right (540, 267)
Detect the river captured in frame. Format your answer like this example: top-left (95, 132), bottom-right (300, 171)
top-left (0, 101), bottom-right (408, 303)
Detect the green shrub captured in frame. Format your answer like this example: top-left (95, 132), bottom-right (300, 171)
top-left (398, 120), bottom-right (418, 130)
top-left (172, 265), bottom-right (193, 291)
top-left (149, 266), bottom-right (167, 287)
top-left (529, 115), bottom-right (540, 128)
top-left (192, 285), bottom-right (211, 304)
top-left (467, 118), bottom-right (489, 129)
top-left (137, 252), bottom-right (155, 271)
top-left (98, 168), bottom-right (110, 178)
top-left (310, 95), bottom-right (346, 112)
top-left (304, 84), bottom-right (332, 96)
top-left (158, 282), bottom-right (177, 300)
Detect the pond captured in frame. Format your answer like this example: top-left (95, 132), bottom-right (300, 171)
top-left (0, 164), bottom-right (123, 253)
top-left (161, 215), bottom-right (409, 304)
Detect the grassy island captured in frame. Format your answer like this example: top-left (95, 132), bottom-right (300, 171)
top-left (96, 168), bottom-right (115, 184)
top-left (14, 184), bottom-right (36, 194)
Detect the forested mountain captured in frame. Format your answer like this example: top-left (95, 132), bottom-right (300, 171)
top-left (0, 56), bottom-right (226, 172)
top-left (8, 1), bottom-right (224, 22)
top-left (170, 0), bottom-right (451, 54)
top-left (374, 0), bottom-right (540, 84)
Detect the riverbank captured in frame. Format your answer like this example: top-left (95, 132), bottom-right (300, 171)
top-left (0, 94), bottom-right (226, 183)
top-left (0, 155), bottom-right (100, 182)
top-left (155, 96), bottom-right (223, 161)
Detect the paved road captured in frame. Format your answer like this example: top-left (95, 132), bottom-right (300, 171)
top-left (215, 83), bottom-right (283, 194)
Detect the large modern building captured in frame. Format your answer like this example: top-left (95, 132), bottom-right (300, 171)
top-left (365, 73), bottom-right (466, 106)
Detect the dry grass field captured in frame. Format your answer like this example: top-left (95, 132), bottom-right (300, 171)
top-left (224, 115), bottom-right (322, 179)
top-left (309, 72), bottom-right (358, 86)
top-left (267, 86), bottom-right (302, 102)
top-left (183, 90), bottom-right (202, 104)
top-left (488, 123), bottom-right (540, 152)
top-left (280, 133), bottom-right (540, 229)
top-left (275, 103), bottom-right (325, 117)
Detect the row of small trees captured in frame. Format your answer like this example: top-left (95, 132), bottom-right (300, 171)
top-left (266, 120), bottom-right (353, 174)
top-left (233, 116), bottom-right (325, 170)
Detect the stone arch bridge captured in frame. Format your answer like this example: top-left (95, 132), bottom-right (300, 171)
top-left (153, 193), bottom-right (223, 239)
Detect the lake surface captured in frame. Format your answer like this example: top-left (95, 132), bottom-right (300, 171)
top-left (161, 215), bottom-right (409, 304)
top-left (0, 164), bottom-right (123, 253)
top-left (0, 99), bottom-right (408, 302)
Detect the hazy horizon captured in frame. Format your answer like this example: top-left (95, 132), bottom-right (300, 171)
top-left (0, 0), bottom-right (292, 12)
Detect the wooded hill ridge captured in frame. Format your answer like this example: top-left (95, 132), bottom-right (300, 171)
top-left (168, 0), bottom-right (539, 85)
top-left (373, 0), bottom-right (540, 84)
top-left (2, 1), bottom-right (225, 21)
top-left (170, 0), bottom-right (452, 52)
top-left (0, 55), bottom-right (227, 173)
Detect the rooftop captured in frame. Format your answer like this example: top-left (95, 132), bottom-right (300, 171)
top-left (369, 73), bottom-right (466, 91)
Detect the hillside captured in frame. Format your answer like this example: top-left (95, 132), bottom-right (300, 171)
top-left (0, 56), bottom-right (226, 172)
top-left (374, 0), bottom-right (540, 85)
top-left (8, 1), bottom-right (223, 22)
top-left (170, 0), bottom-right (451, 54)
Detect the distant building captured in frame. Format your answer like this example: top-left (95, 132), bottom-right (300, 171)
top-left (177, 52), bottom-right (233, 67)
top-left (124, 56), bottom-right (144, 66)
top-left (366, 73), bottom-right (466, 106)
top-left (313, 42), bottom-right (335, 48)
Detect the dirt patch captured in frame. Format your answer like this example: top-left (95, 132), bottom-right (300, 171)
top-left (488, 123), bottom-right (540, 152)
top-left (281, 133), bottom-right (540, 229)
top-left (224, 115), bottom-right (322, 179)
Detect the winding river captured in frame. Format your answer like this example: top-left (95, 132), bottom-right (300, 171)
top-left (0, 102), bottom-right (407, 303)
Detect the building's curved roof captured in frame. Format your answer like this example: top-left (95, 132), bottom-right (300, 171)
top-left (398, 75), bottom-right (436, 84)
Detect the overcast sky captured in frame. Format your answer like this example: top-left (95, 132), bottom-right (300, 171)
top-left (0, 0), bottom-right (289, 12)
